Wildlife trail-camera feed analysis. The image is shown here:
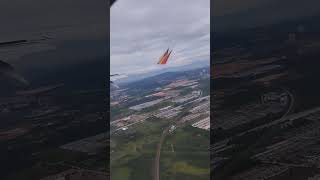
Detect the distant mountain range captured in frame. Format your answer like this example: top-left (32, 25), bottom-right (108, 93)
top-left (119, 66), bottom-right (209, 93)
top-left (115, 60), bottom-right (209, 84)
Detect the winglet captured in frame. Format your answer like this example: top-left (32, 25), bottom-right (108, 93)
top-left (157, 49), bottom-right (172, 65)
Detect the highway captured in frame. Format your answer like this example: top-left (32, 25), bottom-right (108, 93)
top-left (237, 88), bottom-right (295, 137)
top-left (212, 88), bottom-right (296, 149)
top-left (154, 128), bottom-right (169, 180)
top-left (153, 118), bottom-right (207, 180)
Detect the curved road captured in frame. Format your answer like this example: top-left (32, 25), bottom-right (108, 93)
top-left (154, 128), bottom-right (169, 180)
top-left (237, 87), bottom-right (295, 137)
top-left (281, 87), bottom-right (295, 116)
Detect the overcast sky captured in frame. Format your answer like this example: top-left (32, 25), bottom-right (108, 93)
top-left (111, 0), bottom-right (210, 76)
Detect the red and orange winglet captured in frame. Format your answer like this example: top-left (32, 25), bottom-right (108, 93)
top-left (157, 49), bottom-right (172, 64)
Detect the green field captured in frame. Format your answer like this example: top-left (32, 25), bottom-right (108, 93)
top-left (111, 121), bottom-right (210, 180)
top-left (160, 126), bottom-right (210, 180)
top-left (110, 118), bottom-right (168, 180)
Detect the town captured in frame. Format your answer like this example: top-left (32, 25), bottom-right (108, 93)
top-left (110, 67), bottom-right (210, 180)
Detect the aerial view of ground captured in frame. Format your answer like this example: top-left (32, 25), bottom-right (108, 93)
top-left (110, 67), bottom-right (210, 180)
top-left (212, 15), bottom-right (320, 180)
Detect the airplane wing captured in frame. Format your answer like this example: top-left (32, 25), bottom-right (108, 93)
top-left (0, 37), bottom-right (51, 47)
top-left (157, 49), bottom-right (172, 65)
top-left (0, 37), bottom-right (55, 61)
top-left (0, 38), bottom-right (54, 87)
top-left (157, 49), bottom-right (169, 64)
top-left (0, 59), bottom-right (29, 86)
top-left (110, 0), bottom-right (116, 7)
top-left (110, 74), bottom-right (120, 77)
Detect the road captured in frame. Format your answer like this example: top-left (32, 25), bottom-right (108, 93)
top-left (154, 127), bottom-right (169, 180)
top-left (212, 88), bottom-right (296, 148)
top-left (237, 88), bottom-right (295, 137)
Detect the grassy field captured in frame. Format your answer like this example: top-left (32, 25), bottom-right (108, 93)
top-left (110, 118), bottom-right (169, 180)
top-left (160, 126), bottom-right (210, 180)
top-left (111, 120), bottom-right (210, 180)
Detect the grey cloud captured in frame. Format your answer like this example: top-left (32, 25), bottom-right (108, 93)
top-left (111, 0), bottom-right (210, 75)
